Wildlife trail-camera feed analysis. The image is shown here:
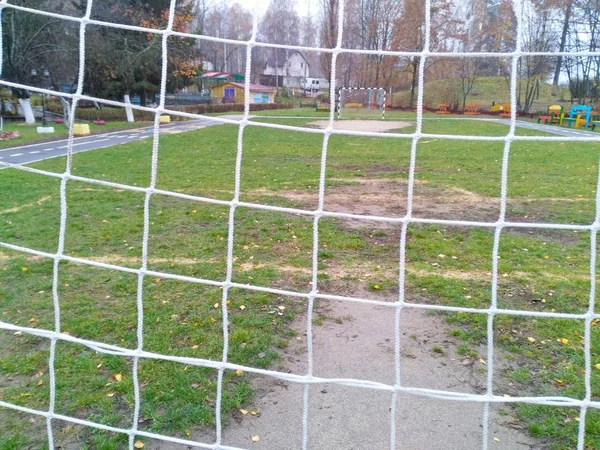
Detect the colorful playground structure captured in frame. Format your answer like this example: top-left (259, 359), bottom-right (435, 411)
top-left (537, 104), bottom-right (599, 130)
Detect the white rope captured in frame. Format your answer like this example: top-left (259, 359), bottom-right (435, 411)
top-left (1, 1), bottom-right (599, 449)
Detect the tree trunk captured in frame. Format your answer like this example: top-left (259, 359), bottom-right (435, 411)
top-left (60, 97), bottom-right (73, 127)
top-left (123, 94), bottom-right (135, 123)
top-left (18, 98), bottom-right (35, 124)
top-left (552, 0), bottom-right (573, 90)
top-left (409, 59), bottom-right (419, 108)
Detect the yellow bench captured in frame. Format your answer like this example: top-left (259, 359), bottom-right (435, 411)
top-left (73, 123), bottom-right (90, 136)
top-left (345, 102), bottom-right (363, 108)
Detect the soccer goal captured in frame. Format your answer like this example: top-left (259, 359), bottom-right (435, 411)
top-left (337, 87), bottom-right (387, 120)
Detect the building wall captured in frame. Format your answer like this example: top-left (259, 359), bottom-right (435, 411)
top-left (286, 53), bottom-right (309, 78)
top-left (210, 83), bottom-right (275, 104)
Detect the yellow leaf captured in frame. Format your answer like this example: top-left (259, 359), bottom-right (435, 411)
top-left (278, 306), bottom-right (286, 311)
top-left (191, 345), bottom-right (199, 349)
top-left (13, 331), bottom-right (22, 336)
top-left (479, 358), bottom-right (486, 365)
top-left (251, 435), bottom-right (260, 442)
top-left (22, 266), bottom-right (28, 272)
top-left (29, 317), bottom-right (36, 323)
top-left (191, 210), bottom-right (197, 214)
top-left (594, 363), bottom-right (600, 370)
top-left (239, 305), bottom-right (246, 310)
top-left (106, 392), bottom-right (115, 398)
top-left (555, 379), bottom-right (564, 387)
top-left (527, 337), bottom-right (536, 343)
top-left (226, 300), bottom-right (231, 306)
top-left (239, 408), bottom-right (248, 415)
top-left (250, 409), bottom-right (258, 416)
top-left (493, 437), bottom-right (500, 442)
top-left (134, 441), bottom-right (145, 449)
top-left (37, 379), bottom-right (43, 386)
top-left (235, 369), bottom-right (243, 376)
top-left (561, 338), bottom-right (569, 345)
top-left (373, 285), bottom-right (381, 290)
top-left (210, 316), bottom-right (217, 323)
top-left (114, 373), bottom-right (123, 382)
top-left (97, 363), bottom-right (102, 369)
top-left (213, 303), bottom-right (219, 308)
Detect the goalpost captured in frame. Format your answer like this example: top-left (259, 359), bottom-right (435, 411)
top-left (0, 1), bottom-right (599, 450)
top-left (337, 87), bottom-right (387, 120)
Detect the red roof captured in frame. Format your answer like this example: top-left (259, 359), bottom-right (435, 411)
top-left (228, 82), bottom-right (277, 92)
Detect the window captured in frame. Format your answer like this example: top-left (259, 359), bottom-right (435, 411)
top-left (224, 87), bottom-right (235, 98)
top-left (301, 62), bottom-right (304, 68)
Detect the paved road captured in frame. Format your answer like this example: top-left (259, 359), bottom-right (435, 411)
top-left (0, 115), bottom-right (244, 166)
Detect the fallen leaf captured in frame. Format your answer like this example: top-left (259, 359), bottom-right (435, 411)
top-left (134, 441), bottom-right (145, 449)
top-left (213, 303), bottom-right (219, 308)
top-left (493, 437), bottom-right (500, 442)
top-left (527, 337), bottom-right (536, 343)
top-left (479, 358), bottom-right (486, 365)
top-left (250, 409), bottom-right (259, 416)
top-left (278, 306), bottom-right (285, 311)
top-left (13, 331), bottom-right (22, 336)
top-left (191, 210), bottom-right (197, 214)
top-left (191, 383), bottom-right (200, 389)
top-left (22, 266), bottom-right (28, 272)
top-left (555, 379), bottom-right (564, 387)
top-left (37, 379), bottom-right (43, 386)
top-left (239, 408), bottom-right (248, 415)
top-left (373, 285), bottom-right (381, 290)
top-left (191, 345), bottom-right (199, 349)
top-left (239, 305), bottom-right (246, 310)
top-left (594, 363), bottom-right (600, 371)
top-left (106, 392), bottom-right (115, 398)
top-left (97, 363), bottom-right (102, 369)
top-left (561, 338), bottom-right (569, 345)
top-left (114, 373), bottom-right (123, 382)
top-left (235, 369), bottom-right (243, 376)
top-left (251, 435), bottom-right (260, 442)
top-left (28, 317), bottom-right (36, 323)
top-left (210, 316), bottom-right (217, 323)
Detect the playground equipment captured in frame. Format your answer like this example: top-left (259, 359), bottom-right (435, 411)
top-left (435, 104), bottom-right (450, 114)
top-left (499, 103), bottom-right (511, 118)
top-left (562, 105), bottom-right (593, 128)
top-left (464, 104), bottom-right (481, 115)
top-left (537, 105), bottom-right (563, 125)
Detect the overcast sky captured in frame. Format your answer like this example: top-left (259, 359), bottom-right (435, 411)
top-left (235, 0), bottom-right (315, 17)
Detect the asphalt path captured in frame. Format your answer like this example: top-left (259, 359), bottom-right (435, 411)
top-left (0, 115), bottom-right (244, 166)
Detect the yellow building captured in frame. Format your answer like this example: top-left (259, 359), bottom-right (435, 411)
top-left (210, 82), bottom-right (277, 104)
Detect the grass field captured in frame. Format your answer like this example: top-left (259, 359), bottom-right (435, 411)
top-left (1, 111), bottom-right (599, 449)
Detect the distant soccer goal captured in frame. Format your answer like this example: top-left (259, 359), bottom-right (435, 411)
top-left (337, 87), bottom-right (387, 120)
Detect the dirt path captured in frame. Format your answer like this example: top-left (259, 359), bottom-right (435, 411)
top-left (308, 120), bottom-right (412, 132)
top-left (166, 297), bottom-right (542, 450)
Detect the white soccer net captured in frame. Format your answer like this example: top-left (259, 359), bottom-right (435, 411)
top-left (0, 0), bottom-right (599, 449)
top-left (338, 87), bottom-right (387, 120)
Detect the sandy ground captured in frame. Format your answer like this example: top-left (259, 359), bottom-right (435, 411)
top-left (308, 120), bottom-right (412, 132)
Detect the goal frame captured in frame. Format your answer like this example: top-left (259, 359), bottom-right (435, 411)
top-left (337, 87), bottom-right (387, 120)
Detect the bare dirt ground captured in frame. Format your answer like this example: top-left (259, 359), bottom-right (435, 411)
top-left (308, 120), bottom-right (412, 133)
top-left (161, 295), bottom-right (541, 450)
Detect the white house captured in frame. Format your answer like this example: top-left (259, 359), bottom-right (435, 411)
top-left (263, 51), bottom-right (310, 88)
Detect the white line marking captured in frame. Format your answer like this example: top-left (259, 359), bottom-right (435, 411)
top-left (30, 151), bottom-right (41, 154)
top-left (43, 149), bottom-right (54, 152)
top-left (9, 153), bottom-right (23, 157)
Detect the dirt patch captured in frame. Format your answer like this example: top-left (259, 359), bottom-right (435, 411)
top-left (308, 119), bottom-right (412, 133)
top-left (250, 178), bottom-right (500, 228)
top-left (0, 195), bottom-right (53, 214)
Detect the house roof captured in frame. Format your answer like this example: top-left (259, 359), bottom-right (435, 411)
top-left (212, 82), bottom-right (277, 92)
top-left (265, 51), bottom-right (308, 69)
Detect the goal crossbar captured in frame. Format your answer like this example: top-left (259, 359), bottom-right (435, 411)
top-left (337, 87), bottom-right (387, 120)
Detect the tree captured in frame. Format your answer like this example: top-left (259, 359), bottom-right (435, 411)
top-left (459, 57), bottom-right (477, 111)
top-left (261, 0), bottom-right (300, 88)
top-left (1, 1), bottom-right (78, 123)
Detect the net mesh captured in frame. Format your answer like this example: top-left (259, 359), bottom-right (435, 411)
top-left (0, 0), bottom-right (599, 449)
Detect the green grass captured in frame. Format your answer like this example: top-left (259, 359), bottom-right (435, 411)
top-left (391, 76), bottom-right (571, 112)
top-left (0, 121), bottom-right (152, 149)
top-left (1, 113), bottom-right (600, 448)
